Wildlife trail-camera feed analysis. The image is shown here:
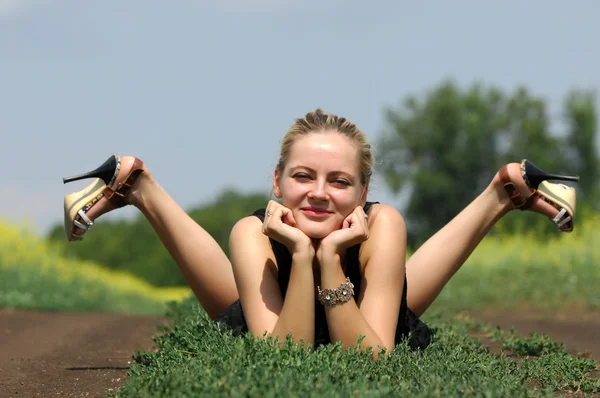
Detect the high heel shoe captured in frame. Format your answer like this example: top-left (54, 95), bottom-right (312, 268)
top-left (498, 159), bottom-right (579, 232)
top-left (62, 154), bottom-right (145, 241)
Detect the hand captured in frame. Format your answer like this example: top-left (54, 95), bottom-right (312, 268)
top-left (317, 206), bottom-right (370, 263)
top-left (262, 200), bottom-right (314, 259)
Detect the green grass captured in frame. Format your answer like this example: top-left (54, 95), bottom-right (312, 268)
top-left (112, 298), bottom-right (599, 397)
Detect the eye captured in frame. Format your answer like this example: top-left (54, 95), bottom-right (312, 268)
top-left (333, 179), bottom-right (351, 187)
top-left (293, 173), bottom-right (311, 181)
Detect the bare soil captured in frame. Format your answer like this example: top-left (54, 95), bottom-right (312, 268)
top-left (0, 308), bottom-right (598, 397)
top-left (469, 309), bottom-right (600, 362)
top-left (0, 309), bottom-right (169, 397)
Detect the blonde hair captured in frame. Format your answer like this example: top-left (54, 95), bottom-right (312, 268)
top-left (276, 109), bottom-right (374, 186)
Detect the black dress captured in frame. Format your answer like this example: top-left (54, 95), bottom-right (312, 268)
top-left (215, 202), bottom-right (432, 350)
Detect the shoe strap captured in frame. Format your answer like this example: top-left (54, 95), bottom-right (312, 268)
top-left (498, 166), bottom-right (538, 210)
top-left (552, 208), bottom-right (572, 230)
top-left (499, 166), bottom-right (525, 208)
top-left (103, 158), bottom-right (144, 208)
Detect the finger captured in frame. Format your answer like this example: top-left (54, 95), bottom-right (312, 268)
top-left (263, 201), bottom-right (280, 233)
top-left (345, 207), bottom-right (362, 228)
top-left (265, 200), bottom-right (276, 218)
top-left (267, 201), bottom-right (284, 220)
top-left (348, 208), bottom-right (368, 235)
top-left (344, 218), bottom-right (351, 229)
top-left (342, 213), bottom-right (353, 229)
top-left (354, 207), bottom-right (368, 228)
top-left (281, 207), bottom-right (297, 227)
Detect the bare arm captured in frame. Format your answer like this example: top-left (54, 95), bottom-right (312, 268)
top-left (318, 205), bottom-right (406, 357)
top-left (229, 215), bottom-right (315, 346)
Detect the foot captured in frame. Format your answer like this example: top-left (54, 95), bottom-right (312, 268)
top-left (492, 162), bottom-right (573, 232)
top-left (69, 156), bottom-right (150, 240)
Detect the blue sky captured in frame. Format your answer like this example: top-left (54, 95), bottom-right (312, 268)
top-left (1, 0), bottom-right (598, 235)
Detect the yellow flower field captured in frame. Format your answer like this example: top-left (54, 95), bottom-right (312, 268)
top-left (0, 219), bottom-right (191, 314)
top-left (431, 212), bottom-right (600, 312)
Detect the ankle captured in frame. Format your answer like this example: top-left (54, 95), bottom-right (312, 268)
top-left (485, 182), bottom-right (514, 216)
top-left (127, 168), bottom-right (155, 210)
top-left (492, 162), bottom-right (537, 208)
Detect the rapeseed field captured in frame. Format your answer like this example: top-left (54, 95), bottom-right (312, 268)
top-left (0, 219), bottom-right (190, 314)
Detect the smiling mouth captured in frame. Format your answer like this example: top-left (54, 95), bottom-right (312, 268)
top-left (301, 208), bottom-right (332, 218)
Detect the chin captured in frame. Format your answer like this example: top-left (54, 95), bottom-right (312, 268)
top-left (297, 220), bottom-right (340, 240)
top-left (304, 230), bottom-right (330, 240)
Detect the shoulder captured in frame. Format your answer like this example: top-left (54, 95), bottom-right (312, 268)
top-left (231, 214), bottom-right (263, 235)
top-left (366, 203), bottom-right (406, 230)
top-left (229, 215), bottom-right (277, 273)
top-left (230, 215), bottom-right (270, 257)
top-left (360, 203), bottom-right (407, 268)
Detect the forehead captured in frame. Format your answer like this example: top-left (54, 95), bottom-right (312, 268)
top-left (287, 132), bottom-right (359, 174)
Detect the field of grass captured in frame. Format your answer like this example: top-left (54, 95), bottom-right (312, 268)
top-left (112, 298), bottom-right (599, 397)
top-left (0, 219), bottom-right (190, 315)
top-left (2, 214), bottom-right (599, 396)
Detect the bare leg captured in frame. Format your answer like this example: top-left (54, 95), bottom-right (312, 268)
top-left (130, 169), bottom-right (238, 318)
top-left (405, 163), bottom-right (563, 316)
top-left (79, 157), bottom-right (239, 318)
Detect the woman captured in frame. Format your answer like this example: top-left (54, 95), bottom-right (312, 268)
top-left (62, 109), bottom-right (578, 357)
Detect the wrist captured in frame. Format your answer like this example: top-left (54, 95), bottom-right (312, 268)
top-left (291, 244), bottom-right (315, 263)
top-left (317, 244), bottom-right (341, 264)
top-left (317, 252), bottom-right (342, 277)
top-left (317, 277), bottom-right (355, 308)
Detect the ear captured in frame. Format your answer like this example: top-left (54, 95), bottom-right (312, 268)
top-left (273, 169), bottom-right (282, 198)
top-left (359, 183), bottom-right (369, 207)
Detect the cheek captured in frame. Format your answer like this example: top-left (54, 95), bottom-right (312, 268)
top-left (280, 184), bottom-right (307, 206)
top-left (330, 190), bottom-right (362, 211)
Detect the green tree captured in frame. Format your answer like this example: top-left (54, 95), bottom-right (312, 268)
top-left (563, 90), bottom-right (598, 204)
top-left (378, 80), bottom-right (597, 246)
top-left (47, 189), bottom-right (269, 287)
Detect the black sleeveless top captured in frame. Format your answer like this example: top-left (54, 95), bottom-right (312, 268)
top-left (215, 202), bottom-right (432, 350)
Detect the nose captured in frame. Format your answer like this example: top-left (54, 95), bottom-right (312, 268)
top-left (308, 180), bottom-right (329, 201)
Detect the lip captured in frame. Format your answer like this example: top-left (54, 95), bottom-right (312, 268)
top-left (301, 207), bottom-right (333, 219)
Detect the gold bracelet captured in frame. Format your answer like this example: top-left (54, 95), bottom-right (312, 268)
top-left (317, 277), bottom-right (355, 307)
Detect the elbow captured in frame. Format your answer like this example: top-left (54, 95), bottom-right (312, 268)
top-left (371, 345), bottom-right (393, 362)
top-left (262, 325), bottom-right (314, 349)
top-left (366, 341), bottom-right (393, 362)
top-left (341, 334), bottom-right (392, 361)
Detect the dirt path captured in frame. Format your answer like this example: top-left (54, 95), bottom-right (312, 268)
top-left (469, 310), bottom-right (600, 362)
top-left (0, 309), bottom-right (169, 397)
top-left (0, 309), bottom-right (598, 397)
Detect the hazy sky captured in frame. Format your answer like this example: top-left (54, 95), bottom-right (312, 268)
top-left (1, 0), bottom-right (598, 235)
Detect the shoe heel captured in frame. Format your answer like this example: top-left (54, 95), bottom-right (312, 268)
top-left (63, 155), bottom-right (120, 185)
top-left (522, 159), bottom-right (580, 189)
